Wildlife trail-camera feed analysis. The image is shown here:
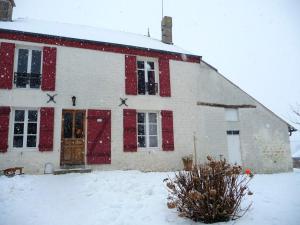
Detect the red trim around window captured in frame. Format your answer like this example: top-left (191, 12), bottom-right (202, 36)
top-left (41, 47), bottom-right (57, 91)
top-left (0, 42), bottom-right (15, 89)
top-left (0, 106), bottom-right (10, 152)
top-left (39, 107), bottom-right (54, 151)
top-left (161, 110), bottom-right (174, 151)
top-left (123, 109), bottom-right (137, 152)
top-left (125, 55), bottom-right (137, 95)
top-left (159, 58), bottom-right (171, 97)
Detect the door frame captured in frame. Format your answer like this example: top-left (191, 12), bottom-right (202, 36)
top-left (60, 109), bottom-right (87, 166)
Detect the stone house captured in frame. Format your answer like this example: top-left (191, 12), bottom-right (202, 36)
top-left (0, 3), bottom-right (295, 174)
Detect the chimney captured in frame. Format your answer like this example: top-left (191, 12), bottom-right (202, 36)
top-left (0, 0), bottom-right (15, 21)
top-left (161, 16), bottom-right (173, 44)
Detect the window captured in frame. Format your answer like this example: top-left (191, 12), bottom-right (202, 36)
top-left (137, 60), bottom-right (158, 95)
top-left (227, 130), bottom-right (240, 135)
top-left (63, 111), bottom-right (85, 139)
top-left (13, 109), bottom-right (39, 148)
top-left (0, 2), bottom-right (9, 18)
top-left (137, 112), bottom-right (159, 148)
top-left (14, 47), bottom-right (42, 88)
top-left (225, 108), bottom-right (239, 121)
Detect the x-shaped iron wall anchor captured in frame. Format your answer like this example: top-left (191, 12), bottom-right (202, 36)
top-left (119, 98), bottom-right (128, 107)
top-left (47, 94), bottom-right (57, 103)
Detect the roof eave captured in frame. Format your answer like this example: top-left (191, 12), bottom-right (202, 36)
top-left (0, 28), bottom-right (202, 62)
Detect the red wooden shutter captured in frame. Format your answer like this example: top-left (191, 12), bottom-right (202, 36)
top-left (123, 109), bottom-right (137, 152)
top-left (0, 42), bottom-right (15, 89)
top-left (87, 110), bottom-right (111, 164)
top-left (159, 58), bottom-right (171, 97)
top-left (39, 107), bottom-right (54, 151)
top-left (125, 55), bottom-right (137, 95)
top-left (0, 107), bottom-right (10, 152)
top-left (161, 110), bottom-right (174, 151)
top-left (41, 47), bottom-right (57, 91)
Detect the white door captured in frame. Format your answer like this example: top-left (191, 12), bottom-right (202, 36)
top-left (227, 131), bottom-right (242, 165)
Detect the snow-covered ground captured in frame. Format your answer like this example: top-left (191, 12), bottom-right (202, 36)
top-left (1, 170), bottom-right (300, 225)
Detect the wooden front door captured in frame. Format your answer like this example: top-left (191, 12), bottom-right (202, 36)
top-left (61, 110), bottom-right (85, 165)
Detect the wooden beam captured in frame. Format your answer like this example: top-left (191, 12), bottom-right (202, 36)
top-left (197, 101), bottom-right (256, 109)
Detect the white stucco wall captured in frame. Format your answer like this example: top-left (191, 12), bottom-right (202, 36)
top-left (0, 39), bottom-right (201, 173)
top-left (0, 39), bottom-right (293, 174)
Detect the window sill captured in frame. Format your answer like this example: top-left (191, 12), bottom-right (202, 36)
top-left (12, 87), bottom-right (41, 90)
top-left (126, 94), bottom-right (162, 97)
top-left (10, 148), bottom-right (38, 152)
top-left (138, 147), bottom-right (161, 152)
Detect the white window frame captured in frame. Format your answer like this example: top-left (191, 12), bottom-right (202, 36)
top-left (225, 108), bottom-right (239, 122)
top-left (11, 108), bottom-right (40, 151)
top-left (14, 46), bottom-right (43, 89)
top-left (137, 111), bottom-right (161, 150)
top-left (136, 57), bottom-right (159, 95)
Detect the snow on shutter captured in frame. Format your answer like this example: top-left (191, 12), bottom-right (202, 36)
top-left (159, 58), bottom-right (171, 97)
top-left (39, 107), bottom-right (54, 151)
top-left (161, 110), bottom-right (174, 151)
top-left (0, 42), bottom-right (15, 89)
top-left (41, 47), bottom-right (57, 91)
top-left (123, 109), bottom-right (137, 152)
top-left (125, 55), bottom-right (137, 95)
top-left (0, 107), bottom-right (10, 152)
top-left (87, 110), bottom-right (111, 164)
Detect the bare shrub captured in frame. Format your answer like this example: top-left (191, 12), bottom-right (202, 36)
top-left (165, 156), bottom-right (253, 223)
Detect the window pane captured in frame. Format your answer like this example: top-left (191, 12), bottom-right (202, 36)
top-left (148, 71), bottom-right (155, 82)
top-left (16, 73), bottom-right (28, 88)
top-left (27, 136), bottom-right (37, 147)
top-left (147, 71), bottom-right (156, 95)
top-left (138, 124), bottom-right (145, 135)
top-left (149, 124), bottom-right (157, 135)
top-left (17, 49), bottom-right (29, 73)
top-left (29, 73), bottom-right (41, 88)
top-left (63, 112), bottom-right (73, 138)
top-left (137, 113), bottom-right (145, 123)
top-left (148, 113), bottom-right (157, 123)
top-left (28, 110), bottom-right (38, 122)
top-left (149, 136), bottom-right (158, 147)
top-left (227, 130), bottom-right (240, 135)
top-left (0, 2), bottom-right (9, 12)
top-left (75, 112), bottom-right (84, 138)
top-left (15, 110), bottom-right (25, 121)
top-left (137, 61), bottom-right (144, 69)
top-left (14, 123), bottom-right (24, 134)
top-left (147, 61), bottom-right (154, 70)
top-left (27, 123), bottom-right (37, 134)
top-left (13, 136), bottom-right (23, 148)
top-left (138, 136), bottom-right (146, 148)
top-left (31, 50), bottom-right (42, 74)
top-left (138, 70), bottom-right (146, 94)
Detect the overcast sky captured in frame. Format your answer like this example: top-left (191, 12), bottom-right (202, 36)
top-left (13, 0), bottom-right (300, 149)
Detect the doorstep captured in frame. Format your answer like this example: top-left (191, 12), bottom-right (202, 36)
top-left (53, 167), bottom-right (92, 175)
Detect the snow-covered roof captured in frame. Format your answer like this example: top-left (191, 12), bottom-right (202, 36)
top-left (0, 18), bottom-right (193, 55)
top-left (293, 150), bottom-right (300, 158)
